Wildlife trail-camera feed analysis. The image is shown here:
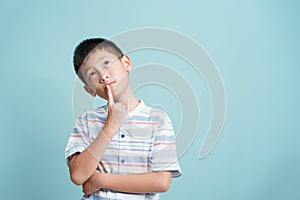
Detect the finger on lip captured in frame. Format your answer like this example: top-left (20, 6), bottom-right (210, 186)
top-left (105, 81), bottom-right (115, 89)
top-left (105, 85), bottom-right (111, 91)
top-left (106, 84), bottom-right (113, 94)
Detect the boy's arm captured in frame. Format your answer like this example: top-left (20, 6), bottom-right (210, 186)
top-left (68, 125), bottom-right (116, 185)
top-left (83, 170), bottom-right (172, 195)
top-left (69, 86), bottom-right (127, 185)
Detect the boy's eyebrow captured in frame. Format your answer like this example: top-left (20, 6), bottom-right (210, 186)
top-left (84, 66), bottom-right (92, 75)
top-left (96, 56), bottom-right (107, 62)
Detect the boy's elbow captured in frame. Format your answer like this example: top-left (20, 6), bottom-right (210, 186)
top-left (159, 181), bottom-right (171, 192)
top-left (68, 154), bottom-right (85, 185)
top-left (69, 167), bottom-right (89, 186)
top-left (156, 172), bottom-right (172, 192)
top-left (70, 171), bottom-right (85, 186)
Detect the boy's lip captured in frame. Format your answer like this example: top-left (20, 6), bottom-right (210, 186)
top-left (105, 81), bottom-right (116, 88)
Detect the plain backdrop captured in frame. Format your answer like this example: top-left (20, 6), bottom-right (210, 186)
top-left (0, 0), bottom-right (299, 199)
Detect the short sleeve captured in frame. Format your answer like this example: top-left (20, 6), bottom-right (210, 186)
top-left (64, 111), bottom-right (92, 165)
top-left (150, 111), bottom-right (182, 178)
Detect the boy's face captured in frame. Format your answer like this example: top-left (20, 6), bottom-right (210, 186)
top-left (78, 49), bottom-right (132, 100)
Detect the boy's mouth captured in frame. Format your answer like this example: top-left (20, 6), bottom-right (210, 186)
top-left (104, 81), bottom-right (116, 89)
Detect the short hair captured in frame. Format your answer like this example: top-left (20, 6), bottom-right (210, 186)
top-left (73, 38), bottom-right (123, 74)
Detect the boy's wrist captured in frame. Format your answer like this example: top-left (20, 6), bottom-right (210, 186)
top-left (97, 172), bottom-right (105, 189)
top-left (103, 121), bottom-right (119, 133)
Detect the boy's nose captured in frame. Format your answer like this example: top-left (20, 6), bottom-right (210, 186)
top-left (100, 73), bottom-right (110, 83)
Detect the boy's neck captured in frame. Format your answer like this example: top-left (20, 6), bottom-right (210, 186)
top-left (126, 95), bottom-right (140, 112)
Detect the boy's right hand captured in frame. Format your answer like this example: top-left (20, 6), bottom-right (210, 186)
top-left (106, 85), bottom-right (127, 130)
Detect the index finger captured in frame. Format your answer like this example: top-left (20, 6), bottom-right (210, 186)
top-left (106, 85), bottom-right (114, 106)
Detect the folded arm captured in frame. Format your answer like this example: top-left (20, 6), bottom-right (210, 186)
top-left (83, 171), bottom-right (172, 195)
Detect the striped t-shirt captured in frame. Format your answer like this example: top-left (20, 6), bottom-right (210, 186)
top-left (65, 100), bottom-right (182, 200)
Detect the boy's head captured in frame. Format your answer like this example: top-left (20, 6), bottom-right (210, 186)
top-left (73, 38), bottom-right (123, 75)
top-left (73, 38), bottom-right (132, 100)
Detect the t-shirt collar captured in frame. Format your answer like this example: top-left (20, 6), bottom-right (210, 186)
top-left (104, 100), bottom-right (145, 116)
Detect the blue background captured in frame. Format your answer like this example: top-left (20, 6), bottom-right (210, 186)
top-left (1, 0), bottom-right (299, 199)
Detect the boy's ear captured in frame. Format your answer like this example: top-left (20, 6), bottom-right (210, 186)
top-left (121, 55), bottom-right (132, 71)
top-left (83, 85), bottom-right (96, 97)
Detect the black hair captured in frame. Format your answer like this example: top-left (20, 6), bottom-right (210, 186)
top-left (73, 38), bottom-right (123, 74)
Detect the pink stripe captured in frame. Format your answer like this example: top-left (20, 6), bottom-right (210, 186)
top-left (70, 134), bottom-right (91, 142)
top-left (124, 121), bottom-right (159, 125)
top-left (154, 141), bottom-right (176, 146)
top-left (70, 134), bottom-right (84, 138)
top-left (87, 120), bottom-right (159, 125)
top-left (87, 119), bottom-right (106, 123)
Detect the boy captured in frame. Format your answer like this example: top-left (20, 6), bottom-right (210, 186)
top-left (65, 38), bottom-right (181, 200)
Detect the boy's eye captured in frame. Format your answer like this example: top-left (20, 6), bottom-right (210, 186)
top-left (88, 72), bottom-right (97, 79)
top-left (103, 61), bottom-right (110, 67)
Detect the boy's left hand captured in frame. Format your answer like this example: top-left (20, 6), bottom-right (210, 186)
top-left (82, 170), bottom-right (102, 195)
